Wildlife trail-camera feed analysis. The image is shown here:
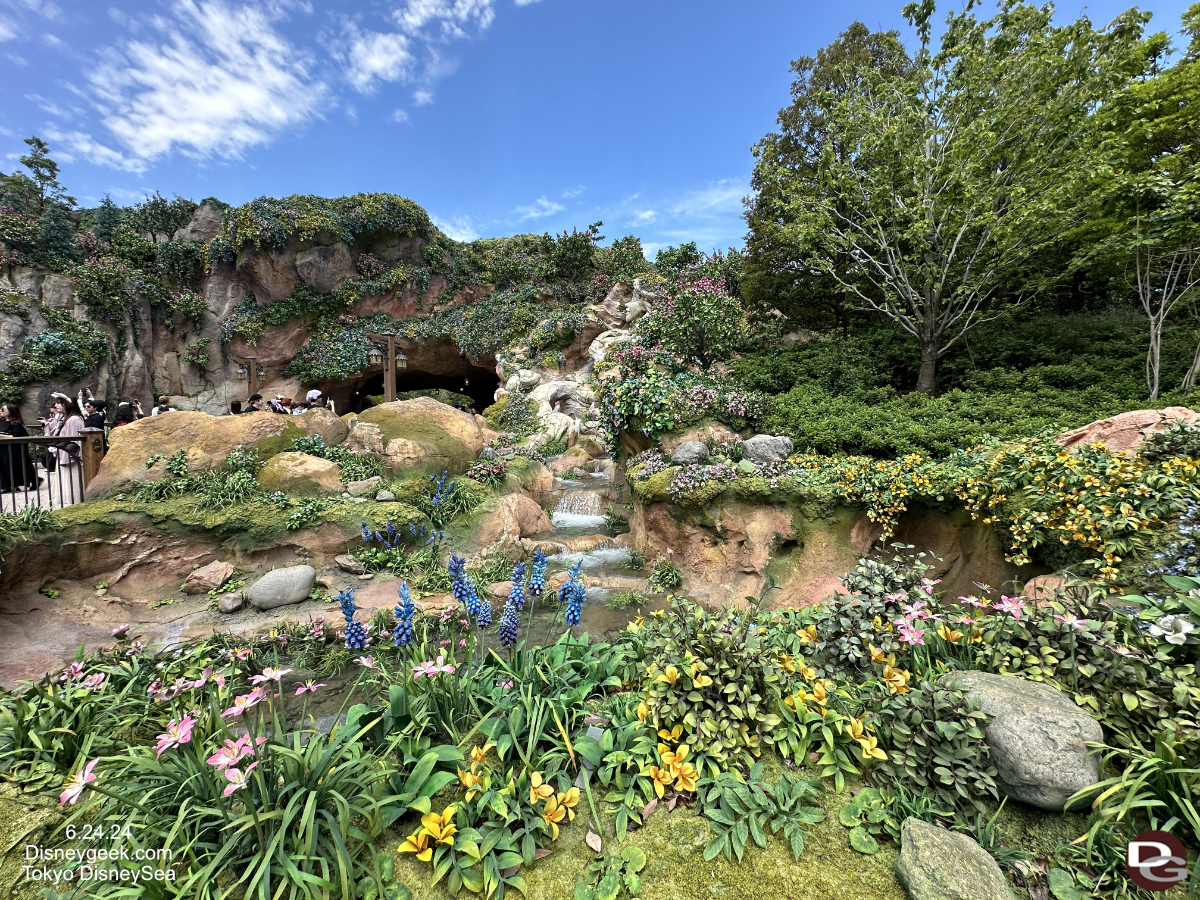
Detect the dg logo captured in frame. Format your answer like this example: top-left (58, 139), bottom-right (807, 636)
top-left (1127, 831), bottom-right (1191, 892)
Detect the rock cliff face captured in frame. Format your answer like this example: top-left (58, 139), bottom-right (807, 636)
top-left (0, 204), bottom-right (509, 420)
top-left (630, 493), bottom-right (1041, 609)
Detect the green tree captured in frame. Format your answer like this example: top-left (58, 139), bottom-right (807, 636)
top-left (92, 195), bottom-right (122, 243)
top-left (129, 191), bottom-right (197, 244)
top-left (638, 270), bottom-right (747, 366)
top-left (1080, 4), bottom-right (1200, 398)
top-left (19, 136), bottom-right (74, 212)
top-left (746, 22), bottom-right (911, 332)
top-left (541, 222), bottom-right (602, 291)
top-left (36, 204), bottom-right (78, 262)
top-left (655, 242), bottom-right (703, 278)
top-left (751, 1), bottom-right (1150, 393)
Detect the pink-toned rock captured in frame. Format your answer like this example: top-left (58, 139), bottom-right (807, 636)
top-left (489, 581), bottom-right (513, 598)
top-left (1021, 575), bottom-right (1067, 604)
top-left (184, 560), bottom-right (236, 595)
top-left (473, 495), bottom-right (553, 548)
top-left (660, 422), bottom-right (740, 455)
top-left (1057, 408), bottom-right (1200, 455)
top-left (551, 447), bottom-right (591, 477)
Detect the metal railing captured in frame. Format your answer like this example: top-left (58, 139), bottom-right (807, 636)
top-left (0, 434), bottom-right (97, 515)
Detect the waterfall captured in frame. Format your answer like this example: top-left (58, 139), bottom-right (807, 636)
top-left (551, 491), bottom-right (608, 529)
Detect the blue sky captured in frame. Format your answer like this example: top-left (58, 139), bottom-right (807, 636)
top-left (2, 0), bottom-right (1195, 255)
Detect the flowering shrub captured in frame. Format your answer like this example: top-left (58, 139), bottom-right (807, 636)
top-left (466, 458), bottom-right (508, 487)
top-left (667, 462), bottom-right (738, 505)
top-left (637, 270), bottom-right (748, 366)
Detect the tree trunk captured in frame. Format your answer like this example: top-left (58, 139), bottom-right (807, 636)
top-left (1146, 318), bottom-right (1162, 401)
top-left (916, 343), bottom-right (938, 394)
top-left (1181, 333), bottom-right (1200, 394)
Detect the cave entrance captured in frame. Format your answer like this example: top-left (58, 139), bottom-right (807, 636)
top-left (352, 363), bottom-right (499, 414)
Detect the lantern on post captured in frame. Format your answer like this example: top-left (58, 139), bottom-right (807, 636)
top-left (236, 365), bottom-right (247, 381)
top-left (395, 349), bottom-right (408, 370)
top-left (369, 345), bottom-right (383, 366)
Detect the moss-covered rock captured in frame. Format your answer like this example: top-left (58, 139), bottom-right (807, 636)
top-left (895, 817), bottom-right (1016, 900)
top-left (87, 411), bottom-right (320, 498)
top-left (347, 397), bottom-right (486, 475)
top-left (258, 451), bottom-right (342, 496)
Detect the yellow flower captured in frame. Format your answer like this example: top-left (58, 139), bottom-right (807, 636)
top-left (658, 725), bottom-right (683, 742)
top-left (810, 682), bottom-right (828, 707)
top-left (556, 787), bottom-right (580, 821)
top-left (636, 701), bottom-right (649, 722)
top-left (882, 665), bottom-right (911, 695)
top-left (398, 829), bottom-right (433, 862)
top-left (529, 771), bottom-right (554, 805)
top-left (648, 765), bottom-right (673, 798)
top-left (693, 672), bottom-right (713, 688)
top-left (856, 735), bottom-right (887, 761)
top-left (674, 761), bottom-right (698, 792)
top-left (628, 616), bottom-right (644, 632)
top-left (847, 715), bottom-right (868, 741)
top-left (796, 625), bottom-right (818, 644)
top-left (869, 644), bottom-right (887, 664)
top-left (469, 742), bottom-right (494, 768)
top-left (457, 767), bottom-right (482, 802)
top-left (657, 665), bottom-right (680, 686)
top-left (785, 693), bottom-right (806, 712)
top-left (541, 794), bottom-right (566, 840)
top-left (659, 743), bottom-right (690, 768)
top-left (421, 806), bottom-right (457, 846)
top-left (937, 625), bottom-right (962, 644)
top-left (798, 659), bottom-right (816, 681)
top-left (778, 654), bottom-right (797, 673)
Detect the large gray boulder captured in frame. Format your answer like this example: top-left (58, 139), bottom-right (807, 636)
top-left (896, 818), bottom-right (1016, 900)
top-left (671, 441), bottom-right (709, 466)
top-left (295, 242), bottom-right (355, 292)
top-left (941, 671), bottom-right (1102, 810)
top-left (248, 565), bottom-right (316, 611)
top-left (742, 434), bottom-right (793, 466)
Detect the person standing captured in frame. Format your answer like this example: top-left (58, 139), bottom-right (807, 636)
top-left (151, 395), bottom-right (175, 416)
top-left (42, 394), bottom-right (85, 504)
top-left (245, 394), bottom-right (263, 412)
top-left (229, 400), bottom-right (244, 415)
top-left (0, 403), bottom-right (38, 493)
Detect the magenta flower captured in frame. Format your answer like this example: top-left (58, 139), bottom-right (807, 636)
top-left (154, 715), bottom-right (197, 759)
top-left (901, 600), bottom-right (928, 617)
top-left (960, 596), bottom-right (990, 608)
top-left (112, 624), bottom-right (131, 638)
top-left (221, 690), bottom-right (265, 718)
top-left (920, 578), bottom-right (942, 596)
top-left (250, 667), bottom-right (292, 685)
top-left (294, 680), bottom-right (326, 695)
top-left (207, 735), bottom-right (265, 770)
top-left (1053, 613), bottom-right (1087, 631)
top-left (223, 762), bottom-right (258, 796)
top-left (60, 759), bottom-right (99, 806)
top-left (884, 592), bottom-right (907, 604)
top-left (62, 662), bottom-right (84, 682)
top-left (898, 624), bottom-right (925, 646)
top-left (81, 673), bottom-right (106, 692)
top-left (190, 666), bottom-right (214, 690)
top-left (993, 597), bottom-right (1027, 620)
top-left (439, 639), bottom-right (451, 647)
top-left (357, 656), bottom-right (378, 670)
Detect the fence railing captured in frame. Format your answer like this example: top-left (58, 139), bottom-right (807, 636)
top-left (0, 431), bottom-right (104, 515)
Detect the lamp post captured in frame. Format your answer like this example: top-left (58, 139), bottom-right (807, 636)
top-left (231, 356), bottom-right (286, 399)
top-left (364, 333), bottom-right (408, 403)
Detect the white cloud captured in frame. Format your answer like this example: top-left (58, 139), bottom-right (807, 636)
top-left (339, 24), bottom-right (413, 93)
top-left (434, 214), bottom-right (478, 241)
top-left (633, 209), bottom-right (656, 224)
top-left (670, 179), bottom-right (746, 218)
top-left (515, 196), bottom-right (564, 220)
top-left (42, 127), bottom-right (147, 172)
top-left (392, 108), bottom-right (410, 124)
top-left (514, 0), bottom-right (542, 5)
top-left (6, 52), bottom-right (26, 64)
top-left (393, 0), bottom-right (495, 40)
top-left (42, 31), bottom-right (63, 46)
top-left (0, 15), bottom-right (16, 40)
top-left (561, 185), bottom-right (584, 198)
top-left (87, 0), bottom-right (326, 163)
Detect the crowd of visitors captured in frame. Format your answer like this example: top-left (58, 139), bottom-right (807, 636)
top-left (0, 386), bottom-right (335, 504)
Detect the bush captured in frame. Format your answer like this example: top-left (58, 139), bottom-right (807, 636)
top-left (290, 435), bottom-right (383, 483)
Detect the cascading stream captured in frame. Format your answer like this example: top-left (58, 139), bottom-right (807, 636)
top-left (550, 490), bottom-right (608, 529)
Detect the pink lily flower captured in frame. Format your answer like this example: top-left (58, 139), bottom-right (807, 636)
top-left (154, 715), bottom-right (197, 759)
top-left (921, 578), bottom-right (942, 596)
top-left (223, 762), bottom-right (258, 796)
top-left (993, 597), bottom-right (1027, 620)
top-left (1053, 613), bottom-right (1087, 632)
top-left (294, 680), bottom-right (326, 695)
top-left (62, 662), bottom-right (84, 681)
top-left (221, 690), bottom-right (264, 718)
top-left (898, 624), bottom-right (925, 646)
top-left (60, 759), bottom-right (99, 806)
top-left (81, 673), bottom-right (106, 692)
top-left (249, 667), bottom-right (292, 685)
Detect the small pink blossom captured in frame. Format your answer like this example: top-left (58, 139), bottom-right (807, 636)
top-left (223, 762), bottom-right (258, 796)
top-left (439, 639), bottom-right (451, 647)
top-left (898, 624), bottom-right (925, 646)
top-left (112, 624), bottom-right (131, 638)
top-left (357, 656), bottom-right (378, 670)
top-left (81, 673), bottom-right (106, 692)
top-left (458, 639), bottom-right (466, 648)
top-left (993, 597), bottom-right (1027, 620)
top-left (249, 667), bottom-right (292, 685)
top-left (207, 735), bottom-right (266, 770)
top-left (885, 592), bottom-right (908, 604)
top-left (60, 759), bottom-right (99, 806)
top-left (222, 690), bottom-right (265, 718)
top-left (294, 680), bottom-right (326, 695)
top-left (1053, 613), bottom-right (1087, 632)
top-left (960, 596), bottom-right (990, 609)
top-left (972, 582), bottom-right (994, 595)
top-left (920, 578), bottom-right (941, 596)
top-left (901, 600), bottom-right (928, 617)
top-left (154, 715), bottom-right (197, 759)
top-left (62, 662), bottom-right (84, 681)
top-left (190, 666), bottom-right (214, 690)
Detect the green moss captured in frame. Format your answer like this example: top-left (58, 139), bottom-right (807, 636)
top-left (632, 466), bottom-right (677, 502)
top-left (251, 421), bottom-right (308, 460)
top-left (0, 784), bottom-right (61, 899)
top-left (358, 405), bottom-right (476, 473)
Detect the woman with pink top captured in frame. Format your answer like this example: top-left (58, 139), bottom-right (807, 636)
top-left (42, 393), bottom-right (85, 504)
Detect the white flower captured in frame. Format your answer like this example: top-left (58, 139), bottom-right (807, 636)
top-left (1149, 615), bottom-right (1196, 645)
